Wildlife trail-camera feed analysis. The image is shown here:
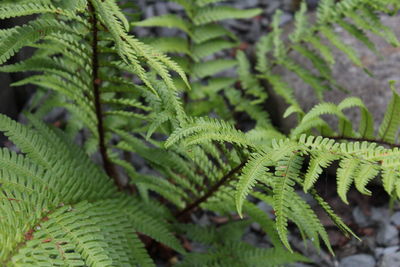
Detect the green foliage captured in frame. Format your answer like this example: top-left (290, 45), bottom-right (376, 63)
top-left (176, 221), bottom-right (308, 267)
top-left (0, 114), bottom-right (182, 266)
top-left (1, 0), bottom-right (400, 266)
top-left (134, 0), bottom-right (267, 122)
top-left (168, 88), bottom-right (400, 251)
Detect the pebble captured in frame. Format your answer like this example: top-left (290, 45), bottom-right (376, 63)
top-left (375, 246), bottom-right (399, 258)
top-left (154, 3), bottom-right (168, 15)
top-left (191, 214), bottom-right (211, 227)
top-left (376, 223), bottom-right (399, 247)
top-left (352, 206), bottom-right (372, 227)
top-left (265, 2), bottom-right (281, 14)
top-left (288, 263), bottom-right (314, 267)
top-left (243, 231), bottom-right (260, 246)
top-left (371, 207), bottom-right (390, 224)
top-left (235, 0), bottom-right (259, 8)
top-left (339, 254), bottom-right (376, 267)
top-left (166, 2), bottom-right (183, 11)
top-left (390, 212), bottom-right (400, 227)
top-left (145, 5), bottom-right (154, 18)
top-left (256, 201), bottom-right (274, 218)
top-left (379, 252), bottom-right (400, 267)
top-left (279, 12), bottom-right (293, 26)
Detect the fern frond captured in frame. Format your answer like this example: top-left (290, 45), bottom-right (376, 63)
top-left (273, 153), bottom-right (304, 251)
top-left (0, 2), bottom-right (59, 19)
top-left (166, 117), bottom-right (251, 148)
top-left (193, 6), bottom-right (261, 25)
top-left (289, 1), bottom-right (309, 43)
top-left (378, 83), bottom-right (400, 143)
top-left (193, 59), bottom-right (237, 79)
top-left (303, 152), bottom-right (339, 192)
top-left (145, 37), bottom-right (191, 56)
top-left (132, 14), bottom-right (191, 35)
top-left (337, 158), bottom-right (360, 204)
top-left (338, 97), bottom-right (374, 138)
top-left (196, 0), bottom-right (226, 7)
top-left (354, 163), bottom-right (380, 195)
top-left (0, 19), bottom-right (84, 65)
top-left (235, 152), bottom-right (271, 217)
top-left (319, 26), bottom-right (363, 68)
top-left (192, 39), bottom-right (237, 61)
top-left (192, 24), bottom-right (236, 43)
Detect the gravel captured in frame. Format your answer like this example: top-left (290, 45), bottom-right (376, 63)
top-left (379, 252), bottom-right (400, 267)
top-left (352, 207), bottom-right (372, 228)
top-left (376, 223), bottom-right (399, 247)
top-left (339, 254), bottom-right (376, 267)
top-left (390, 212), bottom-right (400, 226)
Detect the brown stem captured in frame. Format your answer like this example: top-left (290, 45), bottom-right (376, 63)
top-left (174, 161), bottom-right (246, 221)
top-left (326, 136), bottom-right (400, 149)
top-left (88, 2), bottom-right (122, 189)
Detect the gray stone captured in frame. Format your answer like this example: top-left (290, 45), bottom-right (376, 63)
top-left (390, 212), bottom-right (400, 226)
top-left (191, 214), bottom-right (210, 227)
top-left (166, 2), bottom-right (183, 11)
top-left (297, 190), bottom-right (317, 207)
top-left (375, 246), bottom-right (399, 258)
top-left (339, 254), bottom-right (375, 267)
top-left (306, 0), bottom-right (320, 8)
top-left (154, 3), bottom-right (168, 15)
top-left (265, 2), bottom-right (281, 14)
top-left (352, 206), bottom-right (372, 227)
top-left (288, 263), bottom-right (314, 267)
top-left (379, 252), bottom-right (400, 267)
top-left (371, 207), bottom-right (390, 224)
top-left (243, 232), bottom-right (259, 246)
top-left (145, 5), bottom-right (154, 18)
top-left (251, 222), bottom-right (261, 231)
top-left (256, 201), bottom-right (274, 218)
top-left (376, 223), bottom-right (399, 247)
top-left (290, 236), bottom-right (335, 267)
top-left (279, 12), bottom-right (293, 26)
top-left (235, 0), bottom-right (258, 8)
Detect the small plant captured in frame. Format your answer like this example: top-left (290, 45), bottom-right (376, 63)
top-left (0, 0), bottom-right (399, 266)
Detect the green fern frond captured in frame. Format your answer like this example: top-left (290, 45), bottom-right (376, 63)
top-left (338, 97), bottom-right (375, 138)
top-left (193, 59), bottom-right (237, 79)
top-left (193, 6), bottom-right (261, 25)
top-left (132, 14), bottom-right (191, 35)
top-left (145, 37), bottom-right (191, 56)
top-left (192, 24), bottom-right (236, 43)
top-left (289, 2), bottom-right (309, 43)
top-left (303, 152), bottom-right (339, 192)
top-left (0, 19), bottom-right (84, 65)
top-left (354, 163), bottom-right (380, 195)
top-left (0, 2), bottom-right (60, 19)
top-left (378, 83), bottom-right (400, 143)
top-left (196, 0), bottom-right (226, 7)
top-left (235, 152), bottom-right (271, 217)
top-left (319, 26), bottom-right (363, 68)
top-left (273, 153), bottom-right (304, 251)
top-left (166, 117), bottom-right (251, 148)
top-left (337, 158), bottom-right (360, 204)
top-left (192, 39), bottom-right (237, 61)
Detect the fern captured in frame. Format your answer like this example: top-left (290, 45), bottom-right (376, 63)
top-left (168, 83), bottom-right (400, 250)
top-left (2, 0), bottom-right (400, 265)
top-left (378, 81), bottom-right (400, 143)
top-left (133, 0), bottom-right (267, 123)
top-left (0, 116), bottom-right (183, 265)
